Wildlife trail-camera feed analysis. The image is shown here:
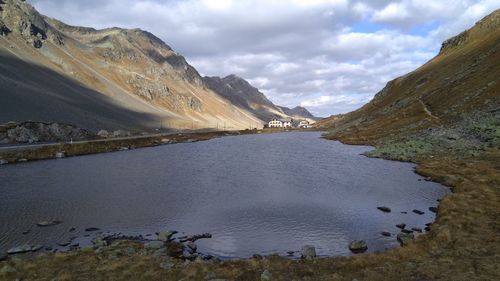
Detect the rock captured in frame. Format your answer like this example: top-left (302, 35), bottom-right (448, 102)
top-left (37, 220), bottom-right (62, 227)
top-left (186, 241), bottom-right (197, 253)
top-left (91, 238), bottom-right (108, 248)
top-left (0, 159), bottom-right (8, 165)
top-left (179, 233), bottom-right (212, 242)
top-left (397, 232), bottom-right (415, 246)
top-left (261, 270), bottom-right (272, 280)
top-left (55, 152), bottom-right (65, 158)
top-left (85, 227), bottom-right (100, 232)
top-left (167, 242), bottom-right (184, 258)
top-left (0, 265), bottom-right (16, 274)
top-left (301, 245), bottom-right (316, 260)
top-left (22, 230), bottom-right (30, 235)
top-left (381, 231), bottom-right (391, 237)
top-left (57, 242), bottom-right (70, 247)
top-left (144, 241), bottom-right (164, 250)
top-left (17, 158), bottom-right (28, 162)
top-left (287, 251), bottom-right (295, 256)
top-left (411, 227), bottom-right (423, 233)
top-left (159, 261), bottom-right (174, 270)
top-left (161, 138), bottom-right (171, 144)
top-left (377, 206), bottom-right (391, 213)
top-left (396, 223), bottom-right (406, 229)
top-left (31, 245), bottom-right (43, 252)
top-left (401, 229), bottom-right (413, 234)
top-left (349, 240), bottom-right (368, 253)
top-left (429, 207), bottom-right (438, 213)
top-left (97, 130), bottom-right (110, 138)
top-left (69, 227), bottom-right (76, 232)
top-left (7, 245), bottom-right (32, 254)
top-left (157, 230), bottom-right (176, 242)
top-left (413, 209), bottom-right (425, 215)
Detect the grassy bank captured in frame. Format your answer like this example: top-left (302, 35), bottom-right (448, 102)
top-left (1, 130), bottom-right (499, 281)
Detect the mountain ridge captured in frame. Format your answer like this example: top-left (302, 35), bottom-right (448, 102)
top-left (0, 0), bottom-right (314, 131)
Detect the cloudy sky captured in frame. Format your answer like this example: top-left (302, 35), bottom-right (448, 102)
top-left (30, 0), bottom-right (498, 117)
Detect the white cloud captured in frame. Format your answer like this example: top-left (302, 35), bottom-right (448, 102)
top-left (28, 0), bottom-right (500, 116)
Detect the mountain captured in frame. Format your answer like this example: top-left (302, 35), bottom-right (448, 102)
top-left (0, 0), bottom-right (264, 131)
top-left (316, 9), bottom-right (500, 147)
top-left (277, 106), bottom-right (317, 120)
top-left (203, 74), bottom-right (317, 122)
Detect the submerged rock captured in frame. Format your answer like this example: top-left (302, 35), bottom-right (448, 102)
top-left (85, 227), bottom-right (100, 232)
top-left (429, 207), bottom-right (438, 213)
top-left (186, 241), bottom-right (197, 253)
top-left (396, 223), bottom-right (406, 229)
top-left (397, 232), bottom-right (415, 246)
top-left (301, 245), bottom-right (316, 260)
top-left (381, 231), bottom-right (391, 237)
top-left (377, 206), bottom-right (391, 213)
top-left (37, 220), bottom-right (62, 227)
top-left (413, 209), bottom-right (425, 215)
top-left (349, 240), bottom-right (368, 253)
top-left (7, 245), bottom-right (32, 254)
top-left (31, 245), bottom-right (43, 252)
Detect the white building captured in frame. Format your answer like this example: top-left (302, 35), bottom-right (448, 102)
top-left (268, 118), bottom-right (293, 128)
top-left (298, 120), bottom-right (311, 128)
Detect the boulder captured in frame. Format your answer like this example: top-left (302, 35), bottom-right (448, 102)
top-left (186, 241), bottom-right (197, 253)
top-left (157, 230), bottom-right (176, 241)
top-left (397, 232), bottom-right (415, 246)
top-left (396, 223), bottom-right (406, 229)
top-left (377, 206), bottom-right (391, 213)
top-left (411, 227), bottom-right (423, 233)
top-left (7, 245), bottom-right (32, 254)
top-left (166, 242), bottom-right (184, 258)
top-left (381, 231), bottom-right (391, 237)
top-left (429, 207), bottom-right (438, 213)
top-left (301, 245), bottom-right (316, 260)
top-left (55, 152), bottom-right (65, 158)
top-left (144, 241), bottom-right (164, 250)
top-left (349, 240), bottom-right (368, 253)
top-left (0, 159), bottom-right (8, 165)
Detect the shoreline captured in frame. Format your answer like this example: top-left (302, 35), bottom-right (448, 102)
top-left (0, 128), bottom-right (314, 165)
top-left (0, 132), bottom-right (498, 280)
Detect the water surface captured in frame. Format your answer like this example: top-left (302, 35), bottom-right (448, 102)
top-left (0, 132), bottom-right (448, 258)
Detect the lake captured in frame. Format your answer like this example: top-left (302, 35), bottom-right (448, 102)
top-left (0, 132), bottom-right (448, 258)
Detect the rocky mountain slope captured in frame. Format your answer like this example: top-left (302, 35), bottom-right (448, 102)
top-left (277, 106), bottom-right (318, 120)
top-left (0, 0), bottom-right (266, 131)
top-left (316, 9), bottom-right (500, 153)
top-left (203, 74), bottom-right (316, 122)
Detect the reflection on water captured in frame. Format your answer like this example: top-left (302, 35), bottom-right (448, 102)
top-left (0, 132), bottom-right (448, 258)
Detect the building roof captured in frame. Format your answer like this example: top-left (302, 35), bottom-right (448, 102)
top-left (279, 118), bottom-right (292, 122)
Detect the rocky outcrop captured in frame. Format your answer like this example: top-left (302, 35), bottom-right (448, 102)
top-left (0, 122), bottom-right (96, 144)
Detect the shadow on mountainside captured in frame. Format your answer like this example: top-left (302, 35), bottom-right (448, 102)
top-left (0, 53), bottom-right (163, 132)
